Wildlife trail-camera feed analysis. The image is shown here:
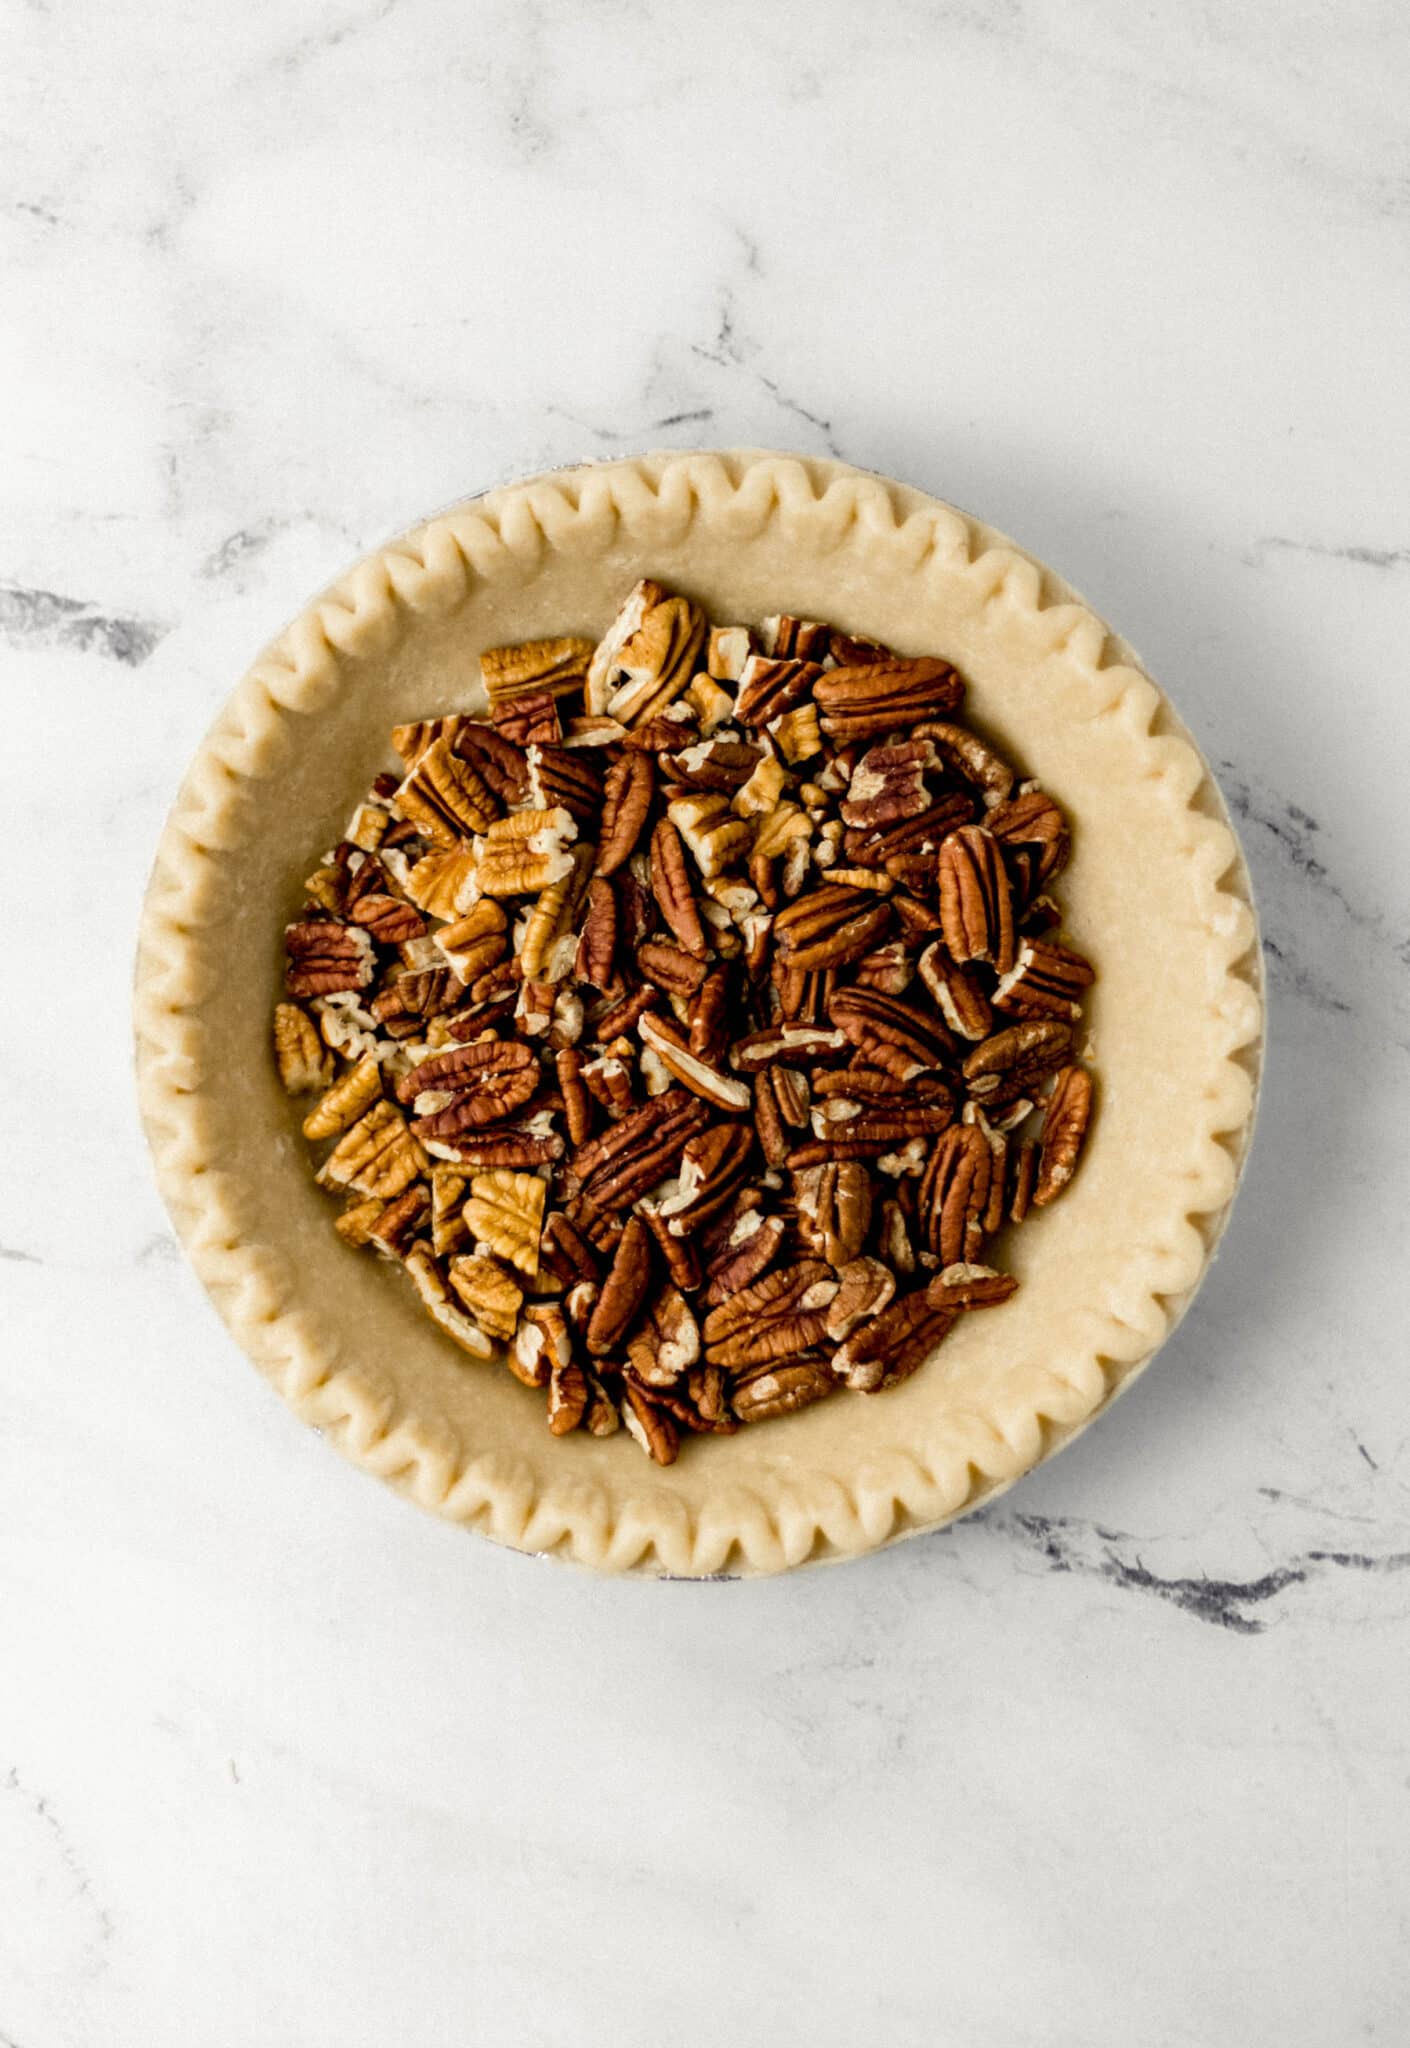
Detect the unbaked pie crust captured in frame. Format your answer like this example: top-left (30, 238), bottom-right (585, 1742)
top-left (135, 452), bottom-right (1263, 1576)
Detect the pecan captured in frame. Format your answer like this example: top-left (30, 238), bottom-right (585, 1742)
top-left (402, 844), bottom-right (480, 920)
top-left (420, 1127), bottom-right (562, 1171)
top-left (839, 739), bottom-right (936, 830)
top-left (734, 655), bottom-right (823, 729)
top-left (274, 1002), bottom-right (334, 1094)
top-left (404, 1244), bottom-right (494, 1359)
top-left (637, 1201), bottom-right (703, 1291)
top-left (585, 1214), bottom-right (653, 1355)
top-left (285, 920), bottom-right (375, 999)
top-left (843, 795), bottom-right (974, 870)
top-left (555, 1047), bottom-right (593, 1147)
top-left (526, 744), bottom-right (603, 824)
top-left (773, 886), bottom-right (892, 971)
top-left (451, 722), bottom-right (532, 809)
top-left (572, 875), bottom-right (618, 990)
top-left (649, 816), bottom-right (707, 956)
top-left (589, 586), bottom-right (706, 727)
top-left (962, 1020), bottom-right (1073, 1107)
top-left (492, 690), bottom-right (562, 748)
top-left (637, 1013), bottom-right (751, 1113)
top-left (827, 986), bottom-right (954, 1075)
top-left (878, 1195), bottom-right (915, 1275)
top-left (702, 1261), bottom-right (838, 1370)
top-left (624, 1283), bottom-right (700, 1387)
top-left (567, 1089), bottom-right (712, 1211)
top-left (582, 1370), bottom-right (621, 1436)
top-left (546, 1359), bottom-right (589, 1435)
top-left (707, 624), bottom-right (754, 679)
top-left (334, 1197), bottom-right (386, 1248)
top-left (831, 1287), bottom-right (958, 1392)
top-left (814, 657), bottom-right (963, 742)
top-left (481, 635), bottom-right (595, 708)
top-left (688, 967), bottom-right (731, 1064)
top-left (914, 720), bottom-right (1015, 808)
top-left (303, 1054), bottom-right (383, 1141)
top-left (391, 714), bottom-right (463, 768)
top-left (761, 614), bottom-right (832, 660)
top-left (512, 1301), bottom-right (572, 1387)
top-left (657, 1120), bottom-right (754, 1233)
top-left (852, 941), bottom-right (914, 995)
top-left (433, 900), bottom-right (508, 985)
top-left (1008, 1139), bottom-right (1038, 1223)
top-left (915, 1122), bottom-right (990, 1266)
top-left (732, 1356), bottom-right (836, 1424)
top-left (395, 737), bottom-right (500, 843)
top-left (637, 939), bottom-right (708, 998)
top-left (752, 1065), bottom-right (789, 1169)
top-left (580, 1050), bottom-right (636, 1117)
top-left (474, 808), bottom-right (578, 898)
top-left (729, 1022), bottom-right (847, 1072)
top-left (429, 1166), bottom-right (470, 1257)
top-left (790, 1095), bottom-right (953, 1164)
top-left (791, 1159), bottom-right (872, 1267)
top-left (937, 824), bottom-right (1016, 974)
top-left (462, 1169), bottom-right (547, 1280)
top-left (702, 1208), bottom-right (788, 1306)
top-left (768, 703), bottom-right (822, 765)
top-left (347, 893), bottom-right (425, 947)
top-left (991, 938), bottom-right (1095, 1021)
top-left (596, 752), bottom-right (655, 876)
top-left (620, 1380), bottom-right (679, 1464)
top-left (448, 1253), bottom-right (524, 1341)
top-left (661, 737), bottom-right (763, 794)
top-left (926, 1263), bottom-right (1019, 1312)
top-left (534, 1211), bottom-right (601, 1294)
top-left (986, 788), bottom-right (1071, 884)
top-left (667, 792), bottom-right (754, 880)
top-left (826, 627), bottom-right (893, 665)
top-left (371, 966), bottom-right (459, 1027)
top-left (318, 1100), bottom-right (427, 1200)
top-left (823, 1255), bottom-right (897, 1340)
top-left (1035, 1064), bottom-right (1093, 1205)
top-left (366, 1182), bottom-right (430, 1259)
top-left (400, 1039), bottom-right (538, 1138)
top-left (917, 941), bottom-right (993, 1040)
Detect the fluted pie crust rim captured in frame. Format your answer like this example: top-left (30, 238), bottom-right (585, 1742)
top-left (134, 451), bottom-right (1263, 1576)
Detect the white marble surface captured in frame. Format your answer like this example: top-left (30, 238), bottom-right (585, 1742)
top-left (4, 3), bottom-right (1409, 2042)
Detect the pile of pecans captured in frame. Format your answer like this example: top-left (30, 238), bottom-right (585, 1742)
top-left (273, 579), bottom-right (1095, 1462)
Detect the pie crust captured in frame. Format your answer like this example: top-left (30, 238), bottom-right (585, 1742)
top-left (134, 451), bottom-right (1263, 1576)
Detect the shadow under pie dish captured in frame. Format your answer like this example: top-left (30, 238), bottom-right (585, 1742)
top-left (135, 451), bottom-right (1263, 1576)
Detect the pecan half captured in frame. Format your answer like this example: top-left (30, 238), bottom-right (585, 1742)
top-left (702, 1208), bottom-right (788, 1307)
top-left (918, 1122), bottom-right (993, 1267)
top-left (962, 1020), bottom-right (1073, 1107)
top-left (937, 824), bottom-right (1016, 974)
top-left (991, 937), bottom-right (1095, 1021)
top-left (396, 737), bottom-right (500, 843)
top-left (657, 1120), bottom-right (754, 1233)
top-left (620, 1381), bottom-right (679, 1464)
top-left (734, 655), bottom-right (824, 729)
top-left (702, 1261), bottom-right (838, 1370)
top-left (274, 1002), bottom-right (334, 1094)
top-left (823, 1255), bottom-right (897, 1340)
top-left (638, 1013), bottom-right (751, 1113)
top-left (585, 1214), bottom-right (653, 1355)
top-left (625, 1283), bottom-right (701, 1387)
top-left (596, 752), bottom-right (655, 876)
top-left (732, 1356), bottom-right (836, 1424)
top-left (481, 635), bottom-right (595, 708)
top-left (1035, 1064), bottom-right (1094, 1205)
top-left (285, 920), bottom-right (375, 999)
top-left (987, 788), bottom-right (1071, 884)
top-left (649, 816), bottom-right (707, 957)
top-left (831, 1287), bottom-right (958, 1392)
top-left (791, 1160), bottom-right (872, 1268)
top-left (814, 657), bottom-right (964, 743)
top-left (827, 986), bottom-right (954, 1075)
top-left (773, 886), bottom-right (892, 971)
top-left (637, 940), bottom-right (708, 998)
top-left (914, 720), bottom-right (1015, 808)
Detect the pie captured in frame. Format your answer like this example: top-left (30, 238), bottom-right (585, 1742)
top-left (135, 452), bottom-right (1263, 1574)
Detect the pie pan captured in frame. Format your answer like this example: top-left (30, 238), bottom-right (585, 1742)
top-left (135, 451), bottom-right (1263, 1576)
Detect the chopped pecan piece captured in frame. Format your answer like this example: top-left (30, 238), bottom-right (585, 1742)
top-left (987, 788), bottom-right (1071, 884)
top-left (638, 1013), bottom-right (751, 1113)
top-left (620, 1380), bottom-right (679, 1464)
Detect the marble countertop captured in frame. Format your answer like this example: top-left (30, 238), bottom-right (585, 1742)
top-left (4, 3), bottom-right (1408, 2042)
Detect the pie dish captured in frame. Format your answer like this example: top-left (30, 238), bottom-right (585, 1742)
top-left (135, 450), bottom-right (1263, 1575)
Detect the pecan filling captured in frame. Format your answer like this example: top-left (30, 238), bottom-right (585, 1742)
top-left (273, 581), bottom-right (1096, 1460)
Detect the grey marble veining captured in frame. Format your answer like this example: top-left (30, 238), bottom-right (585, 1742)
top-left (3, 2), bottom-right (1409, 2043)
